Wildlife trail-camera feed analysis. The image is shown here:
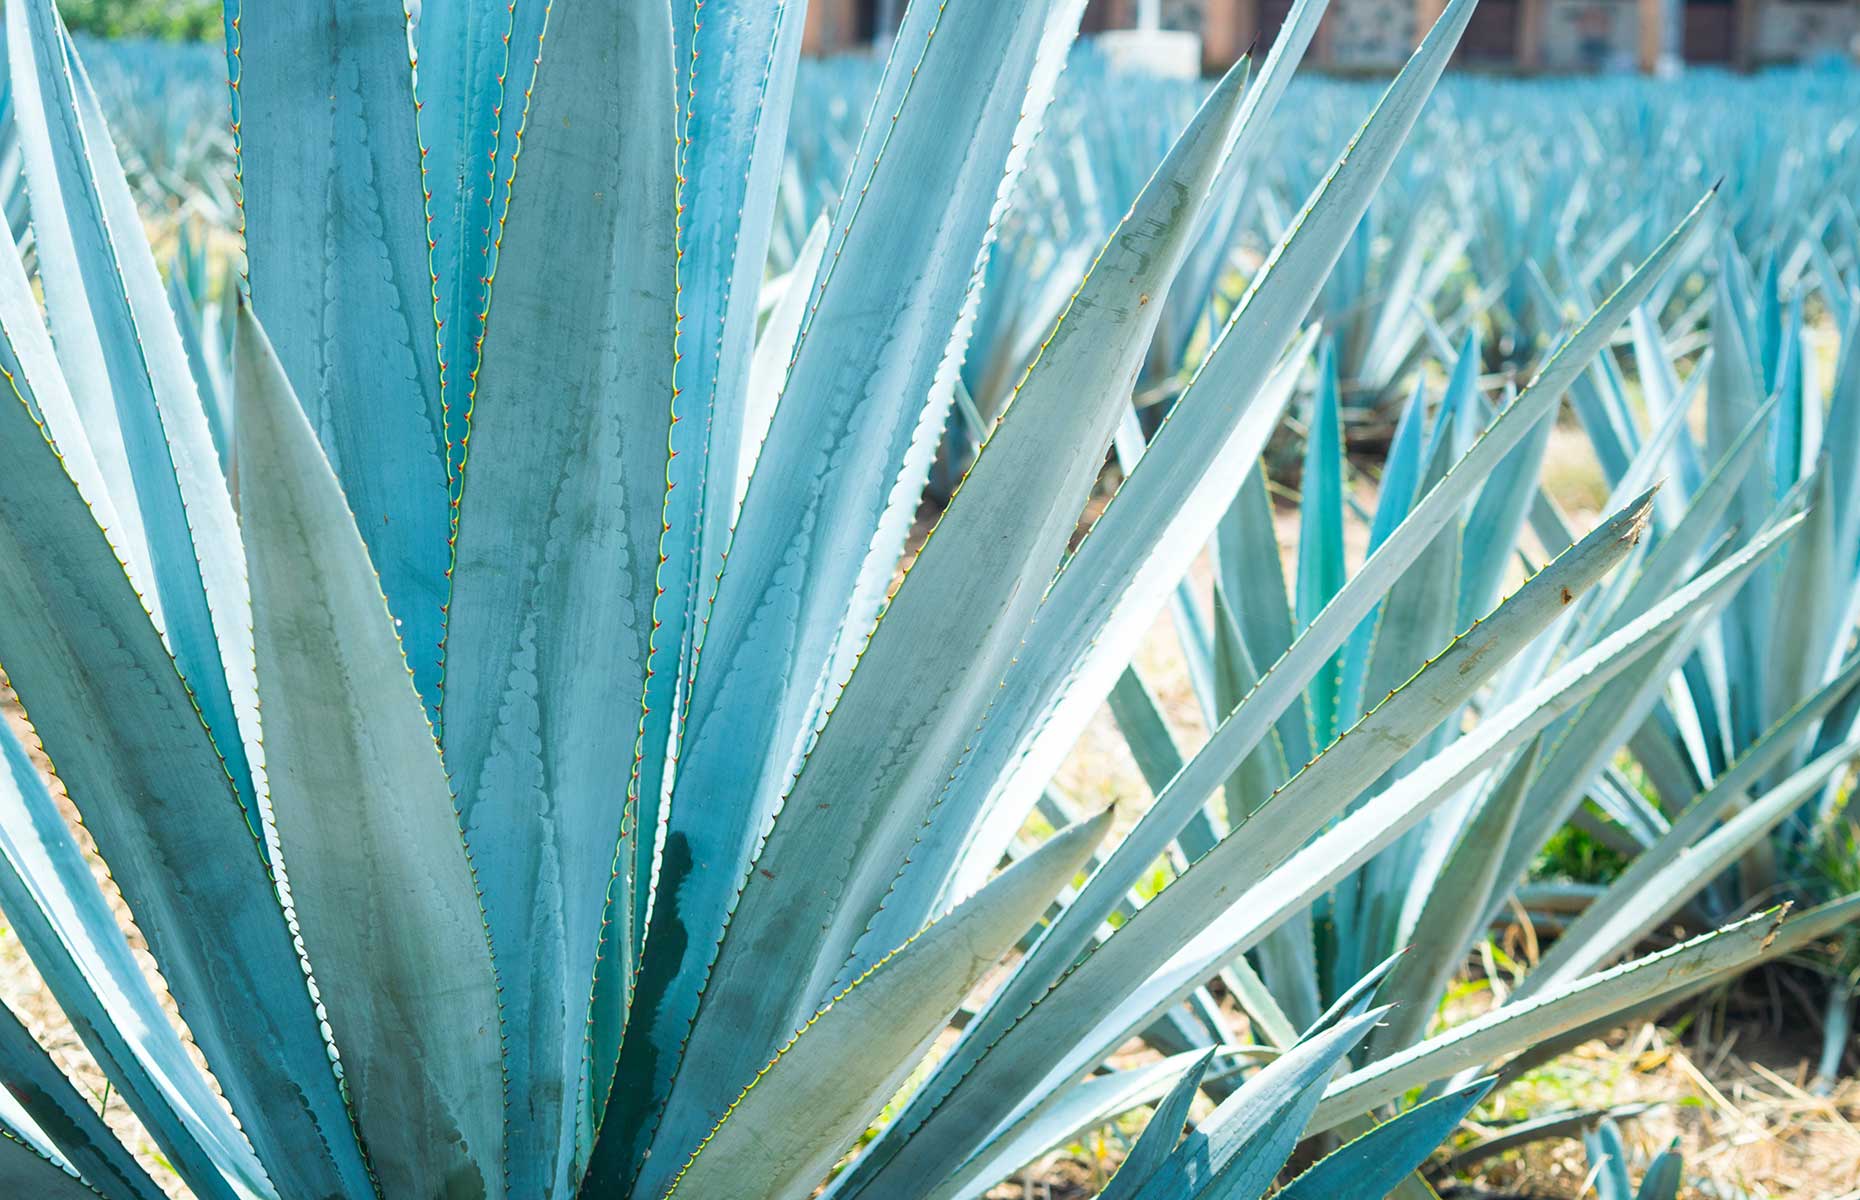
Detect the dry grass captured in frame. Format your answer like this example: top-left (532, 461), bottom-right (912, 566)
top-left (982, 1015), bottom-right (1860, 1199)
top-left (1458, 1017), bottom-right (1860, 1198)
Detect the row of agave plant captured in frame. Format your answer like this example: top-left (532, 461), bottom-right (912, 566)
top-left (0, 3), bottom-right (1852, 1200)
top-left (26, 17), bottom-right (1860, 418)
top-left (777, 46), bottom-right (1860, 458)
top-left (0, 32), bottom-right (231, 248)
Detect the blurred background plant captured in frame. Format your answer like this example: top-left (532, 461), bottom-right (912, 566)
top-left (52, 0), bottom-right (217, 40)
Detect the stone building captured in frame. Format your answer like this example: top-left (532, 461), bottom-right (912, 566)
top-left (802, 0), bottom-right (1860, 72)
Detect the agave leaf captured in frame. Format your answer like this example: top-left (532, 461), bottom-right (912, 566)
top-left (408, 0), bottom-right (547, 479)
top-left (0, 1000), bottom-right (165, 1200)
top-left (1705, 266), bottom-right (1772, 752)
top-left (1194, 517), bottom-right (1795, 1044)
top-left (1493, 633), bottom-right (1735, 908)
top-left (666, 0), bottom-right (809, 617)
top-left (1638, 1145), bottom-right (1685, 1200)
top-left (627, 0), bottom-right (812, 987)
top-left (1338, 374), bottom-right (1429, 726)
top-left (1765, 893), bottom-right (1860, 955)
top-left (1488, 905), bottom-right (1847, 1094)
top-left (1311, 911), bottom-right (1786, 1131)
top-left (166, 267), bottom-right (231, 471)
top-left (1762, 466), bottom-right (1842, 743)
top-left (61, 11), bottom-right (267, 841)
top-left (1275, 1077), bottom-right (1494, 1200)
top-left (1355, 384), bottom-right (1462, 734)
top-left (608, 6), bottom-right (1086, 1182)
top-left (805, 2), bottom-right (1088, 721)
top-left (890, 498), bottom-right (1792, 1186)
top-left (1440, 1104), bottom-right (1659, 1173)
top-left (0, 724), bottom-right (267, 1200)
top-left (1631, 308), bottom-right (1701, 503)
top-left (1208, 590), bottom-right (1295, 836)
top-left (1108, 667), bottom-right (1192, 798)
top-left (0, 190), bottom-right (116, 531)
top-left (947, 488), bottom-right (1651, 1152)
top-left (1218, 463), bottom-right (1313, 770)
top-left (1600, 373), bottom-right (1692, 524)
top-left (1226, 957), bottom-right (1301, 1052)
top-left (1105, 666), bottom-right (1239, 927)
top-left (8, 0), bottom-right (258, 806)
top-left (1087, 494), bottom-right (1671, 1037)
top-left (1201, 0), bottom-right (1331, 195)
top-left (1519, 733), bottom-right (1860, 996)
top-left (838, 23), bottom-right (1732, 1197)
top-left (1096, 1049), bottom-right (1219, 1200)
top-left (936, 0), bottom-right (1484, 895)
top-left (662, 810), bottom-right (1112, 1200)
top-left (1567, 349), bottom-right (1642, 495)
top-left (1458, 382), bottom-right (1554, 627)
top-left (1296, 339), bottom-right (1346, 745)
top-left (1586, 1118), bottom-right (1634, 1200)
top-left (1035, 186), bottom-right (1717, 1032)
top-left (1173, 579), bottom-right (1223, 730)
top-left (0, 319), bottom-right (368, 1196)
top-left (1132, 1007), bottom-right (1387, 1200)
top-left (232, 0), bottom-right (451, 714)
top-left (436, 0), bottom-right (678, 1185)
top-left (1590, 396), bottom-right (1774, 644)
top-left (1557, 651), bottom-right (1860, 956)
top-left (938, 0), bottom-right (1541, 925)
top-left (1312, 948), bottom-right (1406, 1034)
top-left (740, 214), bottom-right (830, 512)
top-left (1493, 483), bottom-right (1809, 903)
top-left (1568, 399), bottom-right (1766, 808)
top-left (945, 328), bottom-right (1312, 909)
top-left (1371, 736), bottom-right (1546, 1054)
top-left (0, 1130), bottom-right (103, 1200)
top-left (821, 0), bottom-right (1333, 938)
top-left (1824, 305), bottom-right (1860, 561)
top-left (3, 1), bottom-right (147, 586)
top-left (794, 32), bottom-right (1225, 987)
top-left (236, 308), bottom-right (504, 1200)
top-left (653, 54), bottom-right (1254, 1192)
top-left (938, 1051), bottom-right (1214, 1200)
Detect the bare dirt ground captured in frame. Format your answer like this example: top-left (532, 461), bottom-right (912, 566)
top-left (978, 983), bottom-right (1860, 1199)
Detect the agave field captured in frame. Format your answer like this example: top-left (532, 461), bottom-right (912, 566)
top-left (0, 1), bottom-right (1854, 1198)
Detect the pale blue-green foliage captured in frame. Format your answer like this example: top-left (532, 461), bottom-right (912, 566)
top-left (66, 38), bottom-right (1860, 469)
top-left (0, 4), bottom-right (1848, 1200)
top-left (3, 35), bottom-right (232, 231)
top-left (777, 55), bottom-right (1860, 489)
top-left (1545, 219), bottom-right (1860, 1083)
top-left (1585, 1118), bottom-right (1686, 1200)
top-left (1431, 1107), bottom-right (1686, 1197)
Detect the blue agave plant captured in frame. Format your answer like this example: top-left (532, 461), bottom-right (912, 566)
top-left (1544, 222), bottom-right (1860, 1088)
top-left (0, 2), bottom-right (1848, 1200)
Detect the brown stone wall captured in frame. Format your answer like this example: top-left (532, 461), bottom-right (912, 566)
top-left (1750, 0), bottom-right (1860, 61)
top-left (803, 0), bottom-right (862, 55)
top-left (1329, 0), bottom-right (1421, 66)
top-left (1540, 0), bottom-right (1641, 68)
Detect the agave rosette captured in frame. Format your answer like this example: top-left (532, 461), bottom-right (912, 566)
top-left (0, 3), bottom-right (1849, 1200)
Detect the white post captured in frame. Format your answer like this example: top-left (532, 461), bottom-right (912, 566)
top-left (1659, 0), bottom-right (1683, 74)
top-left (875, 0), bottom-right (903, 48)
